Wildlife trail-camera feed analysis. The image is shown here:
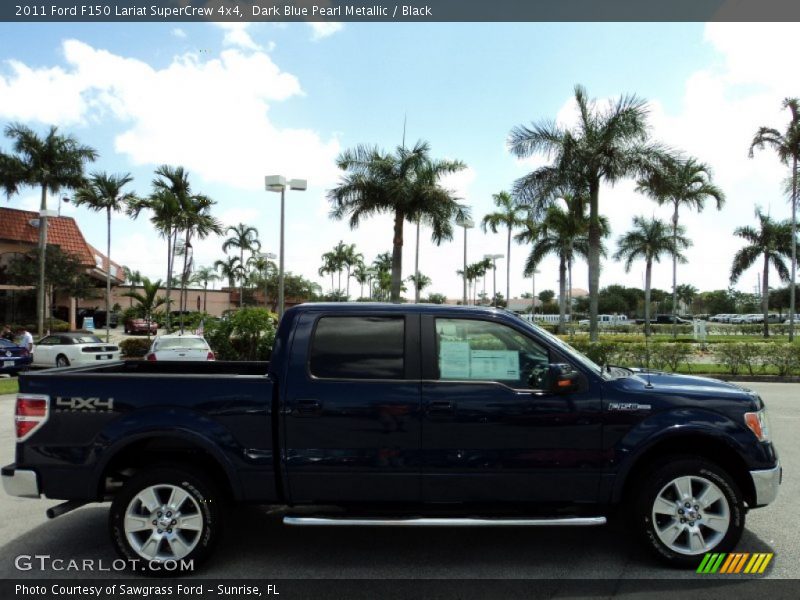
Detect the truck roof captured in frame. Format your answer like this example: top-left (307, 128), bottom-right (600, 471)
top-left (289, 302), bottom-right (511, 317)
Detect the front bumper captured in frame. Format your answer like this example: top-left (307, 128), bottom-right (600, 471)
top-left (1, 464), bottom-right (40, 498)
top-left (750, 462), bottom-right (781, 506)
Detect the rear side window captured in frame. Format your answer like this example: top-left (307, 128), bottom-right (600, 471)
top-left (310, 316), bottom-right (404, 379)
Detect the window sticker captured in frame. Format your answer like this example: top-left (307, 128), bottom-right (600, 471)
top-left (439, 340), bottom-right (471, 378)
top-left (469, 350), bottom-right (520, 380)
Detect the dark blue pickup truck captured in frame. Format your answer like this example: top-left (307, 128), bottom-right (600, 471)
top-left (2, 303), bottom-right (781, 571)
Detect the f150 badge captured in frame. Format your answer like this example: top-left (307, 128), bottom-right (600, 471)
top-left (55, 397), bottom-right (114, 412)
top-left (608, 402), bottom-right (651, 411)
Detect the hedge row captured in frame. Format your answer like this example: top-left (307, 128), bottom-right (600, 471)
top-left (539, 322), bottom-right (795, 337)
top-left (566, 340), bottom-right (800, 376)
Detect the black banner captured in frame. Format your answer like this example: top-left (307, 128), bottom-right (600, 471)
top-left (4, 579), bottom-right (800, 600)
top-left (4, 0), bottom-right (800, 23)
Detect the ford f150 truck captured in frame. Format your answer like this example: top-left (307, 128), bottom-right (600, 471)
top-left (2, 304), bottom-right (781, 571)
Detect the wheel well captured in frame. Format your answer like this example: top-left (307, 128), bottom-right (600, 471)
top-left (98, 436), bottom-right (236, 502)
top-left (620, 435), bottom-right (756, 507)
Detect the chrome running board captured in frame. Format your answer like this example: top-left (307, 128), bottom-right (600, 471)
top-left (283, 516), bottom-right (606, 527)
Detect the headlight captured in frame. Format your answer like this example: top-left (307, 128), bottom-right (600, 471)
top-left (744, 408), bottom-right (770, 442)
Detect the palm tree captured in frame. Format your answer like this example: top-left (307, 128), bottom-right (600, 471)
top-left (352, 263), bottom-right (369, 299)
top-left (406, 272), bottom-right (432, 299)
top-left (222, 223), bottom-right (261, 307)
top-left (176, 194), bottom-right (221, 322)
top-left (192, 266), bottom-right (219, 313)
top-left (730, 209), bottom-right (796, 338)
top-left (122, 267), bottom-right (142, 308)
top-left (73, 172), bottom-right (138, 342)
top-left (749, 98), bottom-right (800, 340)
top-left (328, 140), bottom-right (469, 301)
top-left (214, 256), bottom-right (243, 310)
top-left (0, 123), bottom-right (97, 335)
top-left (614, 216), bottom-right (691, 337)
top-left (516, 205), bottom-right (593, 332)
top-left (481, 191), bottom-right (526, 303)
top-left (340, 243), bottom-right (363, 299)
top-left (319, 249), bottom-right (342, 298)
top-left (636, 156), bottom-right (724, 337)
top-left (508, 85), bottom-right (663, 341)
top-left (676, 284), bottom-right (698, 314)
top-left (121, 276), bottom-right (165, 341)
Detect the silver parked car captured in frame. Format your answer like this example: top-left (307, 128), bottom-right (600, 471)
top-left (145, 333), bottom-right (215, 361)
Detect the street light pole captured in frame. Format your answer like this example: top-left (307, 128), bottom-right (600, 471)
top-left (266, 176), bottom-right (306, 321)
top-left (457, 217), bottom-right (474, 305)
top-left (484, 253), bottom-right (504, 308)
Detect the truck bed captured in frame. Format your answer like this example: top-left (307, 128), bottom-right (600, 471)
top-left (16, 360), bottom-right (278, 502)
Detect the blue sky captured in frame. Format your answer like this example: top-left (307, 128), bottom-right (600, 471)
top-left (0, 21), bottom-right (797, 301)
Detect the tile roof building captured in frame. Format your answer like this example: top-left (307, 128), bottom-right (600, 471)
top-left (0, 207), bottom-right (124, 328)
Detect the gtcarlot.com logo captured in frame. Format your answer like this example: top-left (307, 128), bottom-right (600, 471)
top-left (696, 552), bottom-right (773, 574)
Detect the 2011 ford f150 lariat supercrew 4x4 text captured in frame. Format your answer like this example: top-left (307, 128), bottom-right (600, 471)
top-left (2, 304), bottom-right (781, 571)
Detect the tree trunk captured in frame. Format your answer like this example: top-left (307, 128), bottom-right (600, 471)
top-left (203, 283), bottom-right (208, 313)
top-left (506, 226), bottom-right (512, 304)
top-left (587, 178), bottom-right (601, 342)
top-left (390, 210), bottom-right (404, 302)
top-left (179, 232), bottom-right (191, 332)
top-left (37, 184), bottom-right (47, 337)
top-left (645, 258), bottom-right (653, 338)
top-left (558, 255), bottom-right (567, 333)
top-left (790, 156), bottom-right (798, 341)
top-left (105, 208), bottom-right (111, 343)
top-left (164, 229), bottom-right (173, 330)
top-left (671, 203), bottom-right (679, 339)
top-left (763, 254), bottom-right (770, 338)
top-left (239, 248), bottom-right (244, 307)
top-left (415, 219), bottom-right (421, 303)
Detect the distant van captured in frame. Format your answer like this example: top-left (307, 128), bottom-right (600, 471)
top-left (522, 314), bottom-right (572, 325)
top-left (578, 314), bottom-right (630, 326)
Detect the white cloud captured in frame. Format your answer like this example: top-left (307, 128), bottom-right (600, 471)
top-left (0, 39), bottom-right (341, 192)
top-left (308, 22), bottom-right (344, 41)
top-left (171, 28), bottom-right (187, 39)
top-left (214, 22), bottom-right (262, 50)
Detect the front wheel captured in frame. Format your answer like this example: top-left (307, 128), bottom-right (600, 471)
top-left (109, 466), bottom-right (222, 574)
top-left (55, 355), bottom-right (70, 367)
top-left (632, 458), bottom-right (745, 567)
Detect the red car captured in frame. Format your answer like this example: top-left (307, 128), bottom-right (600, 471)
top-left (123, 318), bottom-right (158, 335)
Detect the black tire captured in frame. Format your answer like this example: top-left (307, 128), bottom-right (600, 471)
top-left (55, 355), bottom-right (70, 367)
top-left (109, 465), bottom-right (222, 575)
top-left (632, 457), bottom-right (745, 567)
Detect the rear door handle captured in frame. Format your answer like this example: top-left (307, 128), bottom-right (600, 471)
top-left (427, 400), bottom-right (455, 414)
top-left (296, 398), bottom-right (322, 415)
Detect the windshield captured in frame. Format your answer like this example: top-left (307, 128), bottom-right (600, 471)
top-left (509, 314), bottom-right (604, 376)
top-left (156, 337), bottom-right (208, 350)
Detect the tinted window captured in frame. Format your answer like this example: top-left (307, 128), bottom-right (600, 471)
top-left (38, 336), bottom-right (61, 345)
top-left (156, 337), bottom-right (209, 350)
top-left (72, 336), bottom-right (102, 344)
top-left (435, 318), bottom-right (549, 389)
top-left (310, 316), bottom-right (404, 379)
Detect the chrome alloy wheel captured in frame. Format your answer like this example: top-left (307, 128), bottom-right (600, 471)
top-left (651, 475), bottom-right (730, 555)
top-left (123, 484), bottom-right (204, 561)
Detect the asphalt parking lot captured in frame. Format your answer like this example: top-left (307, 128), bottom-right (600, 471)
top-left (0, 382), bottom-right (796, 583)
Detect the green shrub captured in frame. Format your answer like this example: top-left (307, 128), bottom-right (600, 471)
top-left (619, 343), bottom-right (651, 368)
top-left (761, 343), bottom-right (800, 376)
top-left (714, 344), bottom-right (745, 375)
top-left (230, 308), bottom-right (276, 361)
top-left (204, 318), bottom-right (237, 360)
top-left (569, 340), bottom-right (623, 367)
top-left (651, 343), bottom-right (695, 372)
top-left (119, 338), bottom-right (151, 358)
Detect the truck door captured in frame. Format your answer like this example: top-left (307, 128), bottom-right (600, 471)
top-left (420, 314), bottom-right (603, 504)
top-left (283, 312), bottom-right (421, 503)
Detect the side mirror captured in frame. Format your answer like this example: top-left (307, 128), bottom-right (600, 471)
top-left (543, 363), bottom-right (581, 394)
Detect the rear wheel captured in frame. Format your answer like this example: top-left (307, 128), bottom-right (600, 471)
top-left (109, 466), bottom-right (222, 574)
top-left (632, 457), bottom-right (745, 567)
top-left (56, 355), bottom-right (70, 367)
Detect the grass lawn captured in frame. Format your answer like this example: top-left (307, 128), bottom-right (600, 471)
top-left (0, 377), bottom-right (19, 395)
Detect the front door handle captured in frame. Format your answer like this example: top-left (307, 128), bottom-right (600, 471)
top-left (427, 400), bottom-right (455, 414)
top-left (296, 398), bottom-right (322, 415)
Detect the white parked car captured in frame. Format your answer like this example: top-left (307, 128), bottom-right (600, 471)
top-left (33, 333), bottom-right (120, 368)
top-left (145, 333), bottom-right (215, 361)
top-left (578, 314), bottom-right (629, 326)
